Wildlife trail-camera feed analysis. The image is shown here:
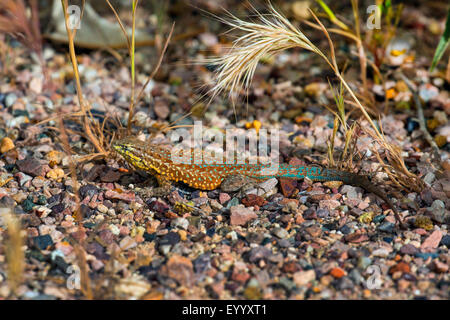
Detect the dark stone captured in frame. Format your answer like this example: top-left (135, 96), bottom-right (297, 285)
top-left (316, 209), bottom-right (329, 218)
top-left (143, 232), bottom-right (156, 242)
top-left (440, 235), bottom-right (450, 247)
top-left (322, 222), bottom-right (338, 231)
top-left (303, 208), bottom-right (317, 220)
top-left (279, 178), bottom-right (297, 197)
top-left (51, 203), bottom-right (66, 215)
top-left (22, 199), bottom-right (36, 212)
top-left (206, 228), bottom-right (215, 237)
top-left (16, 158), bottom-right (48, 177)
top-left (383, 237), bottom-right (393, 243)
top-left (159, 232), bottom-right (180, 246)
top-left (83, 222), bottom-right (96, 229)
top-left (36, 195), bottom-right (47, 205)
top-left (373, 215), bottom-right (385, 223)
top-left (33, 234), bottom-right (53, 250)
top-left (79, 184), bottom-right (99, 199)
top-left (406, 117), bottom-right (420, 133)
top-left (100, 168), bottom-right (121, 183)
top-left (48, 193), bottom-right (63, 204)
top-left (247, 246), bottom-right (271, 263)
top-left (339, 224), bottom-right (352, 235)
top-left (336, 276), bottom-right (354, 290)
top-left (51, 255), bottom-right (70, 273)
top-left (415, 252), bottom-right (439, 260)
top-left (377, 221), bottom-right (395, 233)
top-left (147, 200), bottom-right (169, 214)
top-left (191, 232), bottom-right (206, 242)
top-left (193, 253), bottom-right (211, 273)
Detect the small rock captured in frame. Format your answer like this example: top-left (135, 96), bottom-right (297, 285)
top-left (119, 236), bottom-right (137, 250)
top-left (258, 178), bottom-right (278, 193)
top-left (242, 194), bottom-right (267, 207)
top-left (154, 99), bottom-right (170, 119)
top-left (272, 227), bottom-right (289, 239)
top-left (330, 267), bottom-right (346, 279)
top-left (16, 158), bottom-right (49, 177)
top-left (163, 254), bottom-right (194, 286)
top-left (293, 269), bottom-right (316, 287)
top-left (432, 260), bottom-right (449, 273)
top-left (344, 233), bottom-right (369, 243)
top-left (33, 234), bottom-right (53, 250)
top-left (46, 168), bottom-right (65, 181)
top-left (4, 93), bottom-right (17, 107)
top-left (279, 178), bottom-right (297, 197)
top-left (421, 230), bottom-right (443, 252)
top-left (0, 137), bottom-right (14, 153)
top-left (440, 235), bottom-right (450, 247)
top-left (79, 184), bottom-right (99, 199)
top-left (230, 205), bottom-right (257, 226)
top-left (378, 221), bottom-right (395, 233)
top-left (105, 190), bottom-right (135, 203)
top-left (389, 262), bottom-right (410, 274)
top-left (171, 217), bottom-right (189, 230)
top-left (400, 244), bottom-right (418, 255)
top-left (219, 193), bottom-right (231, 204)
top-left (428, 200), bottom-right (447, 224)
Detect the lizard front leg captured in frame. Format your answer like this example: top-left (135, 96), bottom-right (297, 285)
top-left (137, 174), bottom-right (173, 198)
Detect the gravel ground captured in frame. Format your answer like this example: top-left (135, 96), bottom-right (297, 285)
top-left (0, 1), bottom-right (448, 300)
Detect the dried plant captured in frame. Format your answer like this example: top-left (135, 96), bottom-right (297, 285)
top-left (204, 2), bottom-right (423, 192)
top-left (0, 0), bottom-right (42, 56)
top-left (204, 2), bottom-right (329, 103)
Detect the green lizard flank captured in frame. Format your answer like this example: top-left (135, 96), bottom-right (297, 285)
top-left (113, 137), bottom-right (406, 228)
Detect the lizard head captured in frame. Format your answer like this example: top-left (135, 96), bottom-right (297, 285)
top-left (112, 137), bottom-right (171, 174)
top-left (112, 138), bottom-right (152, 171)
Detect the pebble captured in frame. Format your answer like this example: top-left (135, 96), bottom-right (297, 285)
top-left (428, 200), bottom-right (446, 223)
top-left (420, 230), bottom-right (443, 252)
top-left (33, 234), bottom-right (53, 250)
top-left (432, 260), bottom-right (449, 273)
top-left (378, 222), bottom-right (395, 233)
top-left (163, 254), bottom-right (194, 286)
top-left (258, 178), bottom-right (278, 193)
top-left (330, 267), bottom-right (346, 279)
top-left (172, 217), bottom-right (189, 230)
top-left (119, 236), bottom-right (137, 250)
top-left (272, 227), bottom-right (289, 239)
top-left (230, 205), bottom-right (257, 226)
top-left (400, 244), bottom-right (418, 255)
top-left (219, 193), bottom-right (231, 204)
top-left (16, 158), bottom-right (49, 177)
top-left (293, 269), bottom-right (316, 287)
top-left (46, 168), bottom-right (65, 181)
top-left (5, 93), bottom-right (17, 107)
top-left (440, 235), bottom-right (450, 247)
top-left (279, 178), bottom-right (297, 197)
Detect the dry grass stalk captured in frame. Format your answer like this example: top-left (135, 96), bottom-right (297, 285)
top-left (1, 208), bottom-right (25, 296)
top-left (106, 0), bottom-right (174, 136)
top-left (205, 2), bottom-right (422, 191)
top-left (0, 0), bottom-right (42, 56)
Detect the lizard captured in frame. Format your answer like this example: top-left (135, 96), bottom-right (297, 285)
top-left (112, 137), bottom-right (406, 229)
